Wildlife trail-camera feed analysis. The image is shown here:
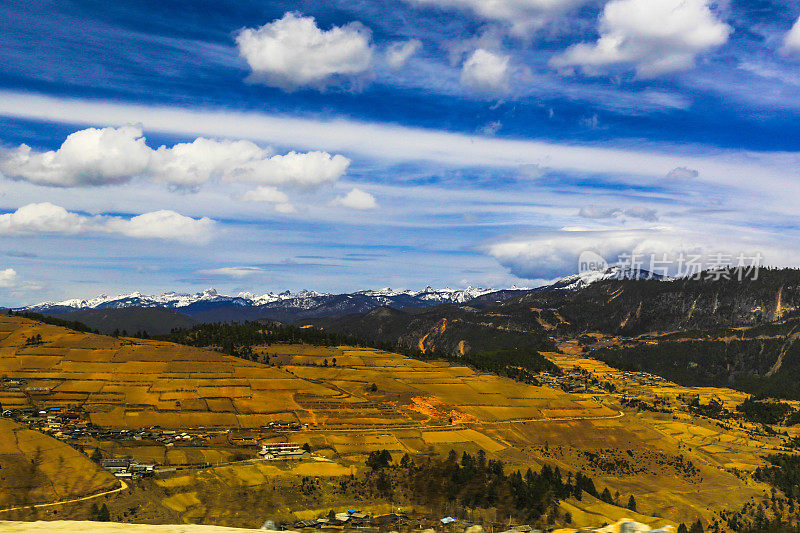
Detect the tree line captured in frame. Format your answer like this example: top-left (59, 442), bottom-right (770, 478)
top-left (362, 449), bottom-right (638, 528)
top-left (155, 321), bottom-right (560, 382)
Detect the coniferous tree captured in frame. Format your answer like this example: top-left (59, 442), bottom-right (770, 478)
top-left (98, 503), bottom-right (110, 522)
top-left (627, 494), bottom-right (637, 512)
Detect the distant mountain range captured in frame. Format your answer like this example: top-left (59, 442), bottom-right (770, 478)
top-left (19, 285), bottom-right (514, 332)
top-left (14, 266), bottom-right (663, 334)
top-left (23, 265), bottom-right (661, 315)
top-left (23, 286), bottom-right (500, 315)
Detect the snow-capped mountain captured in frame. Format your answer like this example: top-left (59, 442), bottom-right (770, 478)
top-left (22, 286), bottom-right (497, 315)
top-left (20, 270), bottom-right (668, 325)
top-left (355, 286), bottom-right (493, 303)
top-left (538, 265), bottom-right (671, 292)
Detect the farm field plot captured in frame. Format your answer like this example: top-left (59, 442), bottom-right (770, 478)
top-left (0, 315), bottom-right (788, 527)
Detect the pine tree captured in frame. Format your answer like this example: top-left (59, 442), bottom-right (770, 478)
top-left (98, 503), bottom-right (110, 522)
top-left (90, 448), bottom-right (103, 463)
top-left (627, 495), bottom-right (637, 512)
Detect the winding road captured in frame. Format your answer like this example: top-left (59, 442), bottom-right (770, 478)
top-left (0, 480), bottom-right (128, 514)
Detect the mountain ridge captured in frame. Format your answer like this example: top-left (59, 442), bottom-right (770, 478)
top-left (22, 265), bottom-right (662, 315)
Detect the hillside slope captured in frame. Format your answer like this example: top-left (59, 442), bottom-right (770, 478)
top-left (0, 418), bottom-right (117, 509)
top-left (312, 268), bottom-right (800, 398)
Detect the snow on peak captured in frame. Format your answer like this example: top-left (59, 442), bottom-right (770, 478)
top-left (23, 285), bottom-right (499, 312)
top-left (544, 265), bottom-right (670, 292)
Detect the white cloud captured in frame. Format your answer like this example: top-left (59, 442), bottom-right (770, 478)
top-left (105, 210), bottom-right (214, 244)
top-left (274, 202), bottom-right (297, 214)
top-left (0, 125), bottom-right (151, 186)
top-left (488, 228), bottom-right (709, 279)
top-left (0, 202), bottom-right (87, 234)
top-left (240, 185), bottom-right (296, 214)
top-left (460, 49), bottom-right (511, 94)
top-left (782, 17), bottom-right (800, 55)
top-left (0, 268), bottom-right (42, 293)
top-left (405, 0), bottom-right (589, 36)
top-left (579, 205), bottom-right (620, 219)
top-left (516, 164), bottom-right (548, 179)
top-left (236, 151), bottom-right (350, 187)
top-left (235, 12), bottom-right (374, 90)
top-left (481, 121), bottom-right (503, 135)
top-left (666, 166), bottom-right (699, 180)
top-left (579, 205), bottom-right (658, 221)
top-left (149, 137), bottom-right (267, 188)
top-left (0, 268), bottom-right (18, 288)
top-left (551, 0), bottom-right (732, 77)
top-left (332, 188), bottom-right (378, 210)
top-left (241, 186), bottom-right (290, 204)
top-left (0, 126), bottom-right (350, 189)
top-left (386, 39), bottom-right (422, 69)
top-left (0, 203), bottom-right (214, 243)
top-left (623, 207), bottom-right (658, 221)
top-left (3, 92), bottom-right (799, 216)
top-left (200, 267), bottom-right (264, 278)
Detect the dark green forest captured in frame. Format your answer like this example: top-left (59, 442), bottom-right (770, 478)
top-left (156, 321), bottom-right (560, 382)
top-left (359, 449), bottom-right (627, 527)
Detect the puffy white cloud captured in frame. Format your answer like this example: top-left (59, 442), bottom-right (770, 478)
top-left (236, 151), bottom-right (350, 187)
top-left (551, 0), bottom-right (732, 77)
top-left (486, 225), bottom-right (779, 280)
top-left (405, 0), bottom-right (588, 36)
top-left (488, 229), bottom-right (689, 278)
top-left (0, 268), bottom-right (19, 288)
top-left (666, 166), bottom-right (700, 180)
top-left (0, 202), bottom-right (87, 234)
top-left (0, 203), bottom-right (214, 243)
top-left (105, 210), bottom-right (215, 244)
top-left (386, 39), bottom-right (422, 69)
top-left (460, 49), bottom-right (511, 94)
top-left (0, 126), bottom-right (151, 186)
top-left (240, 185), bottom-right (296, 213)
top-left (149, 137), bottom-right (268, 188)
top-left (783, 16), bottom-right (800, 55)
top-left (332, 188), bottom-right (378, 210)
top-left (235, 12), bottom-right (373, 90)
top-left (1, 126), bottom-right (350, 190)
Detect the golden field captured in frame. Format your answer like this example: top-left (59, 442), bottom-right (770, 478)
top-left (0, 315), bottom-right (789, 529)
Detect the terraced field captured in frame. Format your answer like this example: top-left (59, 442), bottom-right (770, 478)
top-left (0, 315), bottom-right (612, 432)
top-left (0, 315), bottom-right (787, 528)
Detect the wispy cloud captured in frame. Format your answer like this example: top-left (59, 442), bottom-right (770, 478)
top-left (2, 92), bottom-right (797, 211)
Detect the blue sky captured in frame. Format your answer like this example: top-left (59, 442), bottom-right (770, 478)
top-left (2, 0), bottom-right (800, 305)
